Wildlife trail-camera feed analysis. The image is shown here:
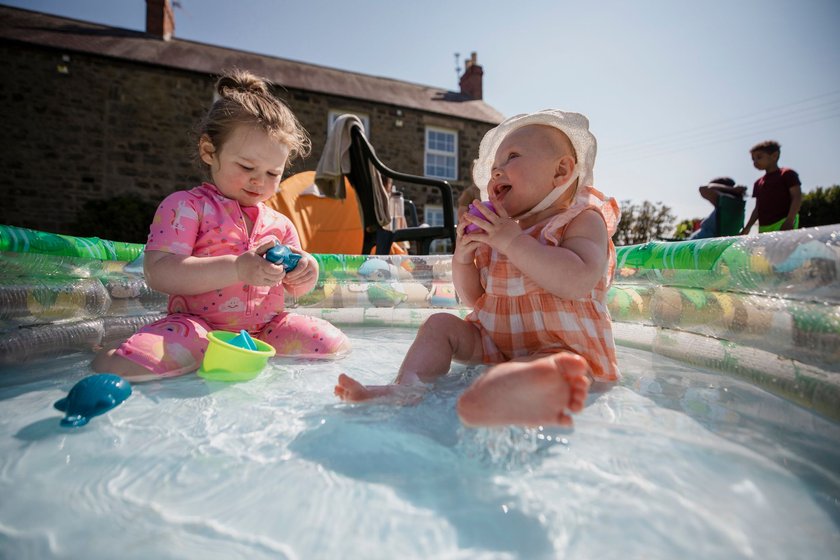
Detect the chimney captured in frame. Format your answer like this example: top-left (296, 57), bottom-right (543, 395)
top-left (459, 52), bottom-right (483, 100)
top-left (146, 0), bottom-right (175, 41)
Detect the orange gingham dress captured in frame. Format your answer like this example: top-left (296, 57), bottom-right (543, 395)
top-left (465, 186), bottom-right (620, 382)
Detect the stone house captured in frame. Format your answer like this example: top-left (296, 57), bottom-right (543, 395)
top-left (0, 1), bottom-right (503, 246)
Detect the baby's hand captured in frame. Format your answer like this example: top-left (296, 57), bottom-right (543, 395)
top-left (454, 201), bottom-right (486, 265)
top-left (454, 224), bottom-right (481, 265)
top-left (462, 200), bottom-right (523, 254)
top-left (281, 249), bottom-right (319, 291)
top-left (236, 242), bottom-right (287, 286)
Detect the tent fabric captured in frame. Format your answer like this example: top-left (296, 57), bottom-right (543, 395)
top-left (266, 171), bottom-right (364, 254)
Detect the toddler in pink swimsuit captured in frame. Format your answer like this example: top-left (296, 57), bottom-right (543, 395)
top-left (336, 110), bottom-right (619, 428)
top-left (92, 70), bottom-right (349, 381)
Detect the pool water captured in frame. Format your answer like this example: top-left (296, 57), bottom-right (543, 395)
top-left (1, 327), bottom-right (838, 559)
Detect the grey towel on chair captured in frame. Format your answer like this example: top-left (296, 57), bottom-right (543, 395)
top-left (314, 114), bottom-right (390, 227)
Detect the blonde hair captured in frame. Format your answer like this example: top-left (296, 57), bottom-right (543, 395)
top-left (199, 69), bottom-right (311, 164)
top-left (458, 185), bottom-right (481, 207)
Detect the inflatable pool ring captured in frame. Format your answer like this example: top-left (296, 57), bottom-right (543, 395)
top-left (606, 286), bottom-right (648, 322)
top-left (0, 224), bottom-right (142, 261)
top-left (1, 223), bottom-right (838, 420)
top-left (0, 279), bottom-right (110, 326)
top-left (650, 286), bottom-right (683, 327)
top-left (429, 282), bottom-right (458, 308)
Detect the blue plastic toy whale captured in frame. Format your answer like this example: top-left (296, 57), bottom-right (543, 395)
top-left (54, 374), bottom-right (132, 428)
top-left (264, 244), bottom-right (301, 271)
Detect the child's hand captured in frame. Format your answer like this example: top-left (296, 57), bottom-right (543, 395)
top-left (453, 232), bottom-right (481, 265)
top-left (454, 213), bottom-right (482, 265)
top-left (236, 242), bottom-right (287, 286)
top-left (462, 200), bottom-right (523, 254)
top-left (281, 249), bottom-right (318, 291)
top-left (780, 217), bottom-right (796, 231)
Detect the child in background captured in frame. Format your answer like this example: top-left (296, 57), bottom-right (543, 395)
top-left (742, 140), bottom-right (802, 234)
top-left (335, 110), bottom-right (620, 427)
top-left (689, 177), bottom-right (747, 239)
top-left (457, 184), bottom-right (481, 221)
top-left (93, 69), bottom-right (349, 381)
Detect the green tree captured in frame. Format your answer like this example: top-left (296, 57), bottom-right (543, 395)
top-left (672, 218), bottom-right (700, 240)
top-left (800, 185), bottom-right (840, 228)
top-left (612, 200), bottom-right (676, 245)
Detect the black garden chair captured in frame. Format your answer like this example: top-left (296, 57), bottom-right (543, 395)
top-left (346, 123), bottom-right (457, 255)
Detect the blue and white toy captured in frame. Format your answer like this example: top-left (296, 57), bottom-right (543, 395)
top-left (228, 329), bottom-right (258, 350)
top-left (54, 374), bottom-right (132, 428)
top-left (264, 244), bottom-right (302, 271)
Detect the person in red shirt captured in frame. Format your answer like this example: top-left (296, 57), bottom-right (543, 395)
top-left (741, 140), bottom-right (802, 234)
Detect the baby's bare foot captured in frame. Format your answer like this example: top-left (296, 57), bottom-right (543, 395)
top-left (334, 373), bottom-right (426, 404)
top-left (456, 353), bottom-right (591, 427)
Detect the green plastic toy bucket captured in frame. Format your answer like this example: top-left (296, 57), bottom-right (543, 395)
top-left (197, 330), bottom-right (276, 382)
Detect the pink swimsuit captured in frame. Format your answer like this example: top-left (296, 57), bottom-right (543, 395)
top-left (116, 183), bottom-right (348, 377)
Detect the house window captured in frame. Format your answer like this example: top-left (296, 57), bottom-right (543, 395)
top-left (424, 205), bottom-right (452, 253)
top-left (328, 110), bottom-right (370, 136)
top-left (425, 127), bottom-right (458, 180)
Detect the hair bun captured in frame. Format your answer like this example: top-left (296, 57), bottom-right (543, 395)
top-left (200, 68), bottom-right (311, 163)
top-left (216, 69), bottom-right (270, 98)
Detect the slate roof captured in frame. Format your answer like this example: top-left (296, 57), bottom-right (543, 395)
top-left (0, 5), bottom-right (505, 125)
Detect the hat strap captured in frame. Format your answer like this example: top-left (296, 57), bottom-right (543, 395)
top-left (513, 169), bottom-right (579, 220)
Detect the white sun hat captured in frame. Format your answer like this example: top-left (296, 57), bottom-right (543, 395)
top-left (472, 109), bottom-right (597, 203)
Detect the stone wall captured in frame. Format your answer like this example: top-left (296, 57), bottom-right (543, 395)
top-left (0, 41), bottom-right (493, 242)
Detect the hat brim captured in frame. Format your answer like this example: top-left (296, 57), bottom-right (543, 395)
top-left (472, 109), bottom-right (597, 201)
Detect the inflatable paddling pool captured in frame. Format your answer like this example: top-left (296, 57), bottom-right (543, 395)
top-left (1, 223), bottom-right (837, 419)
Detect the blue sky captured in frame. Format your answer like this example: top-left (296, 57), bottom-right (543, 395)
top-left (5, 0), bottom-right (840, 224)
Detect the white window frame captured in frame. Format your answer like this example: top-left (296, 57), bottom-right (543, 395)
top-left (424, 126), bottom-right (458, 180)
top-left (425, 205), bottom-right (444, 228)
top-left (328, 110), bottom-right (370, 136)
top-left (424, 204), bottom-right (452, 253)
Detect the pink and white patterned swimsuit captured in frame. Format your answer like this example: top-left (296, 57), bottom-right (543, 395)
top-left (115, 183), bottom-right (348, 377)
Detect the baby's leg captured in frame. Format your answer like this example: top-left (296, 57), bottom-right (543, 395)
top-left (335, 313), bottom-right (483, 402)
top-left (260, 312), bottom-right (350, 358)
top-left (91, 314), bottom-right (210, 382)
top-left (91, 349), bottom-right (162, 382)
top-left (456, 352), bottom-right (591, 427)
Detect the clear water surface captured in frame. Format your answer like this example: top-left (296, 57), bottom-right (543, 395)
top-left (1, 327), bottom-right (838, 560)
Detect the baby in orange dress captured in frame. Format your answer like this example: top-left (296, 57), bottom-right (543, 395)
top-left (336, 110), bottom-right (620, 427)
